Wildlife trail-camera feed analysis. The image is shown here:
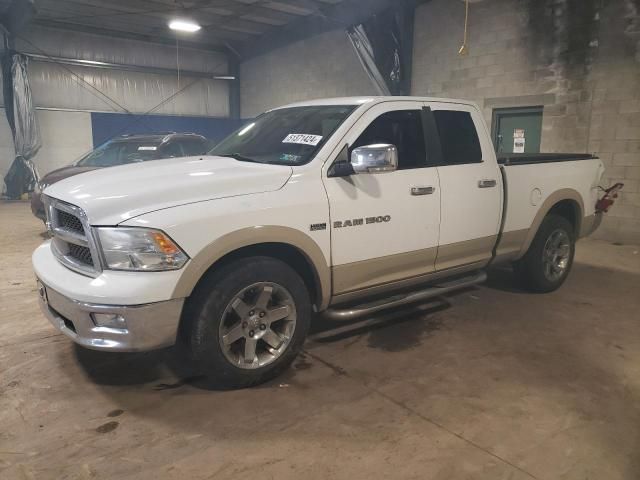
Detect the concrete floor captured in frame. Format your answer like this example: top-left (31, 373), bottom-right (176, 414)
top-left (1, 201), bottom-right (640, 480)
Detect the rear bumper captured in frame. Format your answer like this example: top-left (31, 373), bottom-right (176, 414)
top-left (37, 280), bottom-right (184, 352)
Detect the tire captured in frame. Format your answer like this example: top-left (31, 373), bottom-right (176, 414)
top-left (514, 214), bottom-right (575, 293)
top-left (179, 256), bottom-right (311, 388)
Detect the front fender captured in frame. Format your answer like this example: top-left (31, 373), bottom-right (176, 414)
top-left (172, 226), bottom-right (332, 311)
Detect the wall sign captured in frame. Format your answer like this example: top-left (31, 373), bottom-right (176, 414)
top-left (513, 128), bottom-right (525, 153)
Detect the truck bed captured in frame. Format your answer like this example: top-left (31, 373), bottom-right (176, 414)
top-left (497, 155), bottom-right (605, 259)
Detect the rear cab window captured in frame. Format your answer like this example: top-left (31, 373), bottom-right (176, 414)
top-left (431, 110), bottom-right (483, 166)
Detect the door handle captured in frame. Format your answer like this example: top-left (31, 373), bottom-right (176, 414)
top-left (411, 186), bottom-right (436, 196)
top-left (478, 179), bottom-right (497, 188)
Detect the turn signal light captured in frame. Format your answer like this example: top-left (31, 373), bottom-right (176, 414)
top-left (153, 232), bottom-right (180, 255)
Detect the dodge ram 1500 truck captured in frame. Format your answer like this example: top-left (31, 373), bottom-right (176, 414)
top-left (33, 96), bottom-right (622, 388)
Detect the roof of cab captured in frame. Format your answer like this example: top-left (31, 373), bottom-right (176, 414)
top-left (273, 96), bottom-right (480, 110)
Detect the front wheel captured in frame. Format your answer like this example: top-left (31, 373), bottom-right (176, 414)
top-left (514, 214), bottom-right (575, 293)
top-left (180, 256), bottom-right (311, 388)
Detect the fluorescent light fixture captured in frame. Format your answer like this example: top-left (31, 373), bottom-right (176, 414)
top-left (169, 20), bottom-right (201, 33)
top-left (213, 75), bottom-right (236, 80)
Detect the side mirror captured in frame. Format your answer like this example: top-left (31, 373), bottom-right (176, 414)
top-left (351, 144), bottom-right (398, 174)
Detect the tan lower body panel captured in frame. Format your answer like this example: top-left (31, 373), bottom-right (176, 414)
top-left (330, 261), bottom-right (487, 306)
top-left (332, 247), bottom-right (437, 295)
top-left (435, 235), bottom-right (497, 271)
top-left (332, 235), bottom-right (499, 297)
top-left (580, 214), bottom-right (601, 238)
top-left (493, 229), bottom-right (529, 262)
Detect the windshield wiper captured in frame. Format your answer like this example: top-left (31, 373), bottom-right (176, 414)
top-left (219, 153), bottom-right (262, 163)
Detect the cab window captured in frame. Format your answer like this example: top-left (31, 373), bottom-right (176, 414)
top-left (432, 110), bottom-right (483, 165)
top-left (351, 110), bottom-right (427, 170)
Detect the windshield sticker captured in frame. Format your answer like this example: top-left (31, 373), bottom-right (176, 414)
top-left (282, 133), bottom-right (323, 146)
top-left (138, 146), bottom-right (158, 151)
top-left (280, 153), bottom-right (301, 163)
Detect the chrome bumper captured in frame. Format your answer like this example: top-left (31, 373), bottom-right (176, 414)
top-left (37, 280), bottom-right (184, 352)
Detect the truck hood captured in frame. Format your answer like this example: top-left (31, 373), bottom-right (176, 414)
top-left (44, 156), bottom-right (293, 225)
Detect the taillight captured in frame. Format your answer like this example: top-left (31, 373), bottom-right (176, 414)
top-left (596, 183), bottom-right (624, 213)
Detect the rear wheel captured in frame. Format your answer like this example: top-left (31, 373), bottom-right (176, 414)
top-left (180, 256), bottom-right (311, 388)
top-left (515, 214), bottom-right (575, 293)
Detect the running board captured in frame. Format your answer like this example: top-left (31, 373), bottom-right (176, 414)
top-left (323, 271), bottom-right (487, 322)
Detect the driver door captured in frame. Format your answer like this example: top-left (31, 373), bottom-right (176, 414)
top-left (323, 101), bottom-right (441, 296)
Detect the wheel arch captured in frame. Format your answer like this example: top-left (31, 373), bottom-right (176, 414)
top-left (517, 189), bottom-right (584, 259)
top-left (173, 227), bottom-right (331, 311)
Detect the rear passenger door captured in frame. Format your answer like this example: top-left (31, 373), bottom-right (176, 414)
top-left (425, 103), bottom-right (502, 270)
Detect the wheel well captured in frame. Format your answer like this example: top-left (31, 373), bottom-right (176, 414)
top-left (195, 243), bottom-right (321, 309)
top-left (547, 199), bottom-right (581, 234)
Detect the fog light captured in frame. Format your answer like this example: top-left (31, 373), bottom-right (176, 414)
top-left (91, 313), bottom-right (127, 329)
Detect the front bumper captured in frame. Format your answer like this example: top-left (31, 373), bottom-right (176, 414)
top-left (37, 280), bottom-right (184, 352)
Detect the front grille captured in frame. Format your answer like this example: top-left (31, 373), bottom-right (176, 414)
top-left (57, 209), bottom-right (85, 235)
top-left (68, 244), bottom-right (93, 266)
top-left (44, 196), bottom-right (100, 276)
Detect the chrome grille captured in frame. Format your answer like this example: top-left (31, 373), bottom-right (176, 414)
top-left (68, 244), bottom-right (93, 265)
top-left (57, 210), bottom-right (85, 235)
top-left (44, 196), bottom-right (101, 277)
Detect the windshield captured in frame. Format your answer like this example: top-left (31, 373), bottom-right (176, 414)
top-left (210, 105), bottom-right (356, 165)
top-left (77, 140), bottom-right (161, 167)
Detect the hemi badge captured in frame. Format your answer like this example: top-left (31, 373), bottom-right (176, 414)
top-left (310, 223), bottom-right (327, 231)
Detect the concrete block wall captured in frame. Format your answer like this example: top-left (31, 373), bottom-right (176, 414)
top-left (412, 0), bottom-right (640, 244)
top-left (240, 30), bottom-right (377, 118)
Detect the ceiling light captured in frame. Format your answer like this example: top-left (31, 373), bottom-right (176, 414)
top-left (169, 20), bottom-right (201, 33)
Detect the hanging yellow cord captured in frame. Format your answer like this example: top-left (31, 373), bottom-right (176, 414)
top-left (458, 0), bottom-right (469, 56)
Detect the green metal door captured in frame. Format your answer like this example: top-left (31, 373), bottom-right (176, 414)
top-left (492, 107), bottom-right (543, 154)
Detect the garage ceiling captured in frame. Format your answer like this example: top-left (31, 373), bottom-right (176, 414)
top-left (28, 0), bottom-right (414, 57)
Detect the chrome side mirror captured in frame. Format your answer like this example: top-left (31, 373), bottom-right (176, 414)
top-left (351, 144), bottom-right (398, 174)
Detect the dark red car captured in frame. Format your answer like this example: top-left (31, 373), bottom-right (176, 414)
top-left (31, 133), bottom-right (209, 221)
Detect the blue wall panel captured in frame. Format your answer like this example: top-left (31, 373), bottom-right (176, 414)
top-left (91, 112), bottom-right (244, 147)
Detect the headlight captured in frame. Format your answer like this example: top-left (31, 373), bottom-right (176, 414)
top-left (97, 227), bottom-right (188, 271)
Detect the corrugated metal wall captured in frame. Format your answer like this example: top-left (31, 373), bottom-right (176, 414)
top-left (1, 25), bottom-right (231, 185)
top-left (16, 26), bottom-right (230, 116)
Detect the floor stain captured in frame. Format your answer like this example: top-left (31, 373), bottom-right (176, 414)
top-left (95, 421), bottom-right (119, 434)
top-left (107, 409), bottom-right (124, 418)
top-left (367, 314), bottom-right (444, 353)
top-left (303, 350), bottom-right (347, 376)
top-left (293, 354), bottom-right (313, 370)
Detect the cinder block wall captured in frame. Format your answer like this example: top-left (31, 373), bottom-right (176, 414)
top-left (240, 30), bottom-right (378, 118)
top-left (412, 0), bottom-right (640, 243)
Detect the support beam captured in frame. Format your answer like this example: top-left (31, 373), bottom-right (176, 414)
top-left (24, 52), bottom-right (233, 80)
top-left (238, 0), bottom-right (424, 60)
top-left (33, 19), bottom-right (229, 53)
top-left (228, 55), bottom-right (240, 120)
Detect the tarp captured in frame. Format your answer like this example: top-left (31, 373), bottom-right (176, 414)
top-left (347, 4), bottom-right (414, 96)
top-left (3, 52), bottom-right (41, 198)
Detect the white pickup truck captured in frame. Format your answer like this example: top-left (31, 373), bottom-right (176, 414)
top-left (33, 96), bottom-right (621, 387)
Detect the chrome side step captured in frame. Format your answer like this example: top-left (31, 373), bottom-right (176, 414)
top-left (323, 270), bottom-right (487, 322)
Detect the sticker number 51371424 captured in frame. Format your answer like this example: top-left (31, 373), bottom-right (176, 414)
top-left (282, 133), bottom-right (323, 146)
